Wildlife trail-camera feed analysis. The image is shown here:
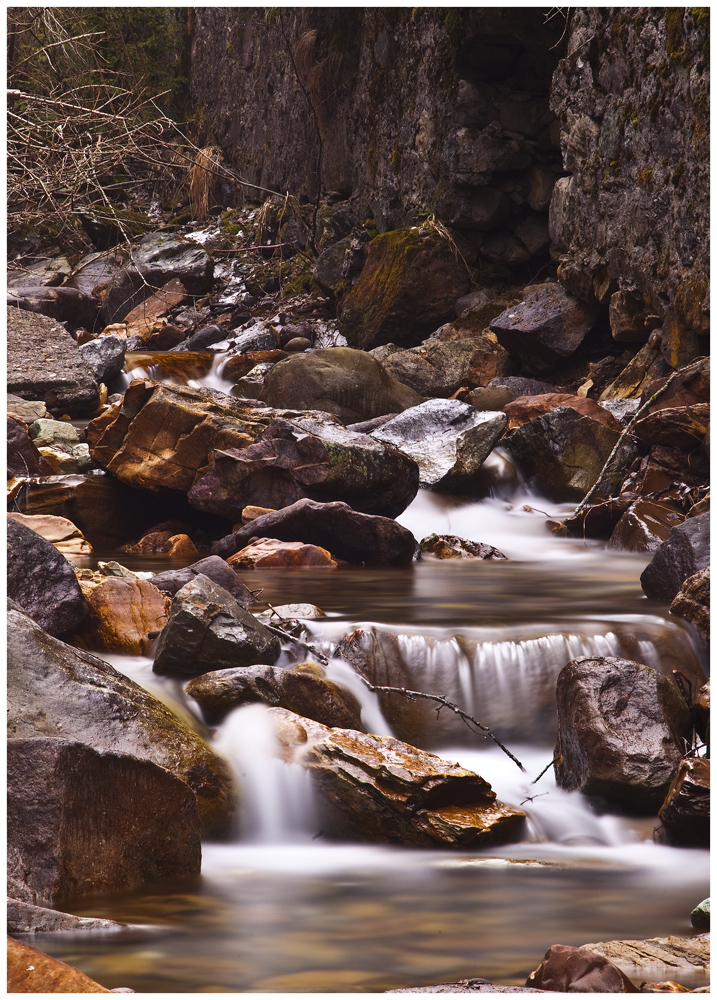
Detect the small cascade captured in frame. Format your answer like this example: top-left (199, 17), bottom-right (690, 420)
top-left (324, 656), bottom-right (393, 736)
top-left (214, 704), bottom-right (317, 843)
top-left (121, 351), bottom-right (234, 394)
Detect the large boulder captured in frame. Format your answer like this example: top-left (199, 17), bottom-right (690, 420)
top-left (339, 226), bottom-right (471, 350)
top-left (187, 661), bottom-right (364, 729)
top-left (7, 517), bottom-right (89, 636)
top-left (371, 399), bottom-right (507, 489)
top-left (212, 498), bottom-right (417, 567)
top-left (100, 232), bottom-right (214, 324)
top-left (7, 602), bottom-right (237, 838)
top-left (269, 708), bottom-right (526, 848)
top-left (7, 306), bottom-right (100, 416)
top-left (376, 335), bottom-right (512, 399)
top-left (150, 554), bottom-right (255, 605)
top-left (7, 285), bottom-right (100, 331)
top-left (525, 944), bottom-right (638, 993)
top-left (554, 656), bottom-right (693, 812)
top-left (188, 414), bottom-right (420, 521)
top-left (489, 284), bottom-right (598, 372)
top-left (8, 737), bottom-right (201, 905)
top-left (259, 347), bottom-right (423, 423)
top-left (607, 500), bottom-right (684, 553)
top-left (153, 575), bottom-right (281, 679)
top-left (657, 757), bottom-right (709, 847)
top-left (640, 514), bottom-right (710, 601)
top-left (502, 406), bottom-right (639, 503)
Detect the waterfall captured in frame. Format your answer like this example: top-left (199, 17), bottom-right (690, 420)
top-left (323, 656), bottom-right (394, 736)
top-left (213, 704), bottom-right (317, 843)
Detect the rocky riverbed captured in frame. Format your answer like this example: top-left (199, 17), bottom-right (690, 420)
top-left (6, 8), bottom-right (710, 991)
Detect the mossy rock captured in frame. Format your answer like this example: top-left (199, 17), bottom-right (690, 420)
top-left (339, 225), bottom-right (471, 350)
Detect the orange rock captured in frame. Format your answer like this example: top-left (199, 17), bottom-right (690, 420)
top-left (504, 393), bottom-right (621, 431)
top-left (79, 577), bottom-right (170, 655)
top-left (165, 533), bottom-right (199, 558)
top-left (228, 537), bottom-right (337, 568)
top-left (122, 530), bottom-right (174, 554)
top-left (7, 936), bottom-right (112, 992)
top-left (240, 505), bottom-right (277, 525)
top-left (7, 512), bottom-right (92, 556)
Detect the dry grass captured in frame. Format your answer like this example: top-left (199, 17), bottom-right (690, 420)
top-left (189, 145), bottom-right (224, 221)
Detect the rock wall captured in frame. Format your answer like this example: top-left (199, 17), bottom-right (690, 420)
top-left (549, 8), bottom-right (709, 363)
top-left (189, 7), bottom-right (709, 342)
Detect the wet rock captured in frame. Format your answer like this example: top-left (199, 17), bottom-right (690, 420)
top-left (640, 514), bottom-right (710, 602)
top-left (505, 406), bottom-right (639, 503)
top-left (7, 936), bottom-right (113, 993)
top-left (581, 934), bottom-right (711, 978)
top-left (228, 537), bottom-right (338, 568)
top-left (187, 662), bottom-right (363, 729)
top-left (222, 349), bottom-right (287, 382)
top-left (489, 285), bottom-right (598, 373)
top-left (554, 656), bottom-right (693, 812)
top-left (7, 512), bottom-right (92, 556)
top-left (283, 336), bottom-right (312, 352)
top-left (504, 393), bottom-right (621, 432)
top-left (464, 386), bottom-right (514, 411)
top-left (420, 534), bottom-right (507, 561)
top-left (7, 285), bottom-right (100, 331)
top-left (487, 375), bottom-right (558, 396)
top-left (690, 900), bottom-right (710, 931)
top-left (76, 577), bottom-right (170, 656)
top-left (7, 306), bottom-right (100, 416)
top-left (8, 601), bottom-right (237, 838)
top-left (607, 501), bottom-right (685, 553)
top-left (388, 982), bottom-right (541, 993)
top-left (100, 233), bottom-right (213, 325)
top-left (639, 357), bottom-right (710, 413)
top-left (260, 347), bottom-right (423, 423)
top-left (188, 414), bottom-right (420, 521)
top-left (7, 414), bottom-right (52, 477)
top-left (212, 498), bottom-right (417, 567)
top-left (78, 333), bottom-right (126, 384)
top-left (270, 603), bottom-right (326, 619)
top-left (270, 708), bottom-right (526, 848)
top-left (9, 472), bottom-right (188, 551)
top-left (600, 341), bottom-right (671, 402)
top-left (631, 404), bottom-right (709, 451)
top-left (657, 757), bottom-right (709, 848)
top-left (150, 555), bottom-right (255, 606)
top-left (525, 944), bottom-right (639, 992)
top-left (691, 678), bottom-right (710, 749)
top-left (7, 899), bottom-right (126, 934)
top-left (153, 574), bottom-right (280, 679)
top-left (339, 226), bottom-right (471, 350)
top-left (8, 737), bottom-right (201, 904)
top-left (7, 517), bottom-right (89, 636)
top-left (371, 400), bottom-right (507, 490)
top-left (65, 249), bottom-right (123, 297)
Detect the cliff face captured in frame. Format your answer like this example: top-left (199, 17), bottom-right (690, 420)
top-left (549, 8), bottom-right (709, 362)
top-left (189, 7), bottom-right (709, 349)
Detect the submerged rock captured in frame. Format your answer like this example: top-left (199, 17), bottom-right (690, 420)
top-left (188, 414), bottom-right (420, 521)
top-left (212, 498), bottom-right (417, 567)
top-left (554, 656), bottom-right (693, 812)
top-left (7, 517), bottom-right (89, 636)
top-left (187, 662), bottom-right (363, 729)
top-left (268, 708), bottom-right (526, 848)
top-left (153, 574), bottom-right (281, 679)
top-left (371, 399), bottom-right (507, 489)
top-left (420, 533), bottom-right (507, 560)
top-left (259, 347), bottom-right (423, 423)
top-left (7, 601), bottom-right (236, 838)
top-left (8, 736), bottom-right (201, 905)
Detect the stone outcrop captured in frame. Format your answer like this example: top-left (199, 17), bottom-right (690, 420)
top-left (268, 708), bottom-right (526, 848)
top-left (7, 602), bottom-right (237, 839)
top-left (554, 656), bottom-right (693, 812)
top-left (8, 737), bottom-right (201, 905)
top-left (7, 306), bottom-right (100, 416)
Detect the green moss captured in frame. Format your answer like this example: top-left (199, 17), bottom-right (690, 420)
top-left (692, 7), bottom-right (709, 27)
top-left (665, 8), bottom-right (690, 62)
top-left (390, 147), bottom-right (401, 170)
top-left (638, 166), bottom-right (653, 185)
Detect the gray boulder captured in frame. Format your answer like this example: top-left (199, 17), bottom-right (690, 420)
top-left (7, 601), bottom-right (237, 839)
top-left (371, 399), bottom-right (507, 489)
top-left (78, 334), bottom-right (126, 384)
top-left (8, 737), bottom-right (201, 905)
top-left (554, 656), bottom-right (693, 812)
top-left (7, 517), bottom-right (89, 636)
top-left (7, 285), bottom-right (100, 331)
top-left (489, 285), bottom-right (598, 372)
top-left (7, 306), bottom-right (100, 416)
top-left (150, 555), bottom-right (255, 605)
top-left (153, 575), bottom-right (281, 679)
top-left (641, 514), bottom-right (710, 602)
top-left (101, 232), bottom-right (214, 324)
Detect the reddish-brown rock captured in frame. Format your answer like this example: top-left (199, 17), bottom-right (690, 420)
top-left (77, 576), bottom-right (170, 655)
top-left (228, 537), bottom-right (338, 569)
top-left (525, 944), bottom-right (638, 992)
top-left (658, 757), bottom-right (710, 847)
top-left (504, 393), bottom-right (621, 431)
top-left (7, 936), bottom-right (112, 993)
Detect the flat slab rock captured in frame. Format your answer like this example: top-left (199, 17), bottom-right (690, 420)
top-left (7, 898), bottom-right (127, 934)
top-left (582, 934), bottom-right (710, 975)
top-left (7, 306), bottom-right (100, 416)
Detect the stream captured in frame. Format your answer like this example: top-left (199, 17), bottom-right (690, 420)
top-left (27, 358), bottom-right (709, 993)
